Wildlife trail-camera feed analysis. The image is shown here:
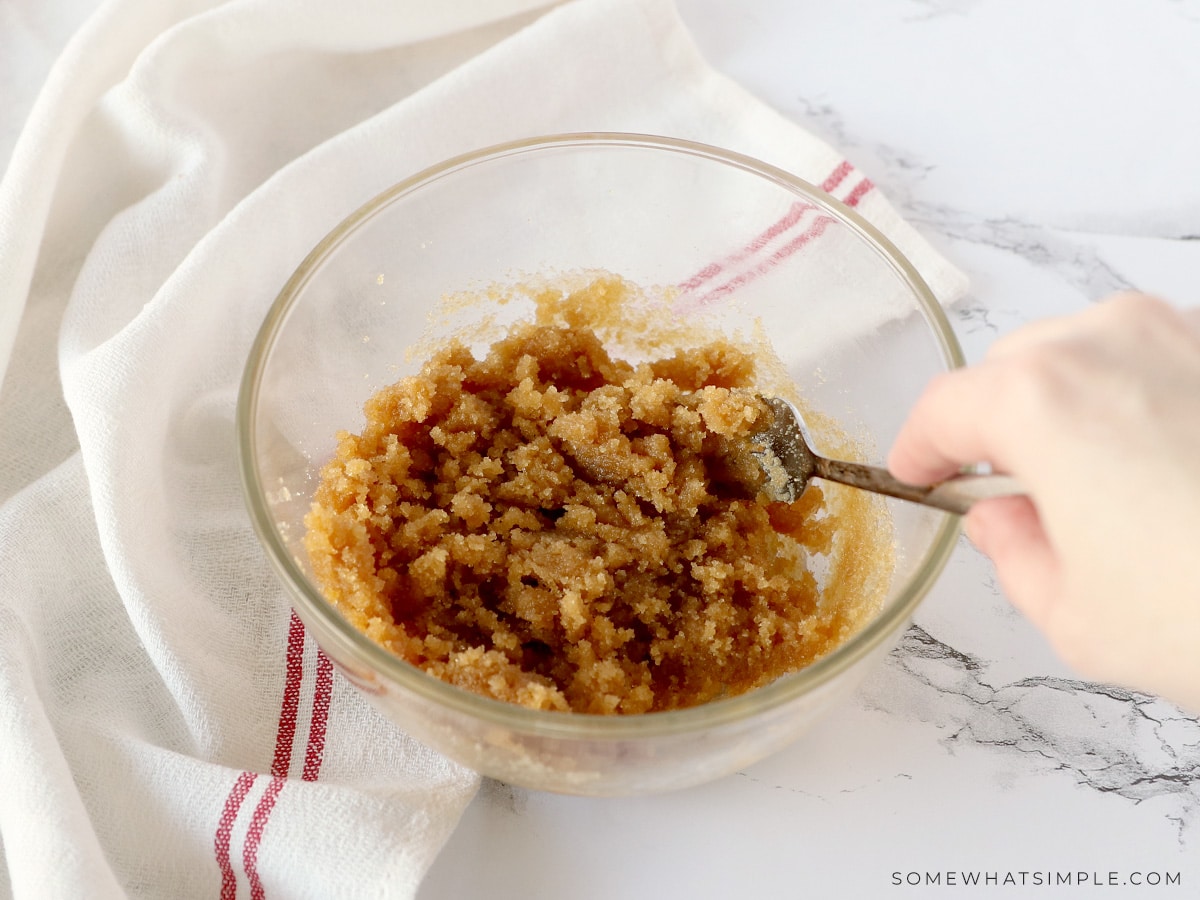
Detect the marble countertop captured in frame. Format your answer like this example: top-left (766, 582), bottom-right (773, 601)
top-left (421, 1), bottom-right (1200, 897)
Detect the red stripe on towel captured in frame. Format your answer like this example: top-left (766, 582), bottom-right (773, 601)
top-left (675, 159), bottom-right (872, 307)
top-left (820, 159), bottom-right (853, 193)
top-left (212, 612), bottom-right (321, 897)
top-left (243, 776), bottom-right (287, 900)
top-left (678, 200), bottom-right (812, 292)
top-left (844, 176), bottom-right (874, 208)
top-left (689, 213), bottom-right (837, 308)
top-left (215, 771), bottom-right (258, 900)
top-left (240, 613), bottom-right (313, 896)
top-left (302, 650), bottom-right (335, 781)
top-left (270, 612), bottom-right (306, 778)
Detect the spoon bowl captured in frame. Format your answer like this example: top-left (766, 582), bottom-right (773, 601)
top-left (750, 396), bottom-right (1023, 515)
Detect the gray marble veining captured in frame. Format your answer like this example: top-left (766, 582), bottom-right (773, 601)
top-left (865, 623), bottom-right (1200, 845)
top-left (912, 206), bottom-right (1137, 298)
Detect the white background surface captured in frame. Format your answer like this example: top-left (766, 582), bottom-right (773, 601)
top-left (3, 0), bottom-right (1197, 896)
top-left (421, 1), bottom-right (1200, 897)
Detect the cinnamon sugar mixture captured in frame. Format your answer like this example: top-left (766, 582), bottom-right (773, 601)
top-left (304, 276), bottom-right (884, 714)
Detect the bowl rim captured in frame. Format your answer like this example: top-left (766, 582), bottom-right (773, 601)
top-left (237, 131), bottom-right (964, 740)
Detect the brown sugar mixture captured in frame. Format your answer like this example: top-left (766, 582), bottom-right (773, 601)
top-left (304, 276), bottom-right (883, 714)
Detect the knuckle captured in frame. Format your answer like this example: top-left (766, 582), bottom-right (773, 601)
top-left (998, 352), bottom-right (1071, 411)
top-left (986, 350), bottom-right (1105, 450)
top-left (1184, 305), bottom-right (1200, 334)
top-left (985, 330), bottom-right (1020, 361)
top-left (1094, 292), bottom-right (1200, 360)
top-left (1039, 606), bottom-right (1102, 675)
top-left (1050, 628), bottom-right (1112, 683)
top-left (1096, 290), bottom-right (1172, 330)
top-left (909, 369), bottom-right (967, 429)
top-left (923, 369), bottom-right (962, 404)
top-left (1052, 637), bottom-right (1101, 679)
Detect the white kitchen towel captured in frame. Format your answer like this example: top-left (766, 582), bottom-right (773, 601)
top-left (0, 0), bottom-right (968, 897)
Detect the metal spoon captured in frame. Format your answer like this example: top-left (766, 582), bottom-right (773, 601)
top-left (749, 396), bottom-right (1023, 515)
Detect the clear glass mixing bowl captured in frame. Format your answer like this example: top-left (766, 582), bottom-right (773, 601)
top-left (238, 133), bottom-right (962, 795)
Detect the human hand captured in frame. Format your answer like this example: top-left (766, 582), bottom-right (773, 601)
top-left (887, 292), bottom-right (1200, 713)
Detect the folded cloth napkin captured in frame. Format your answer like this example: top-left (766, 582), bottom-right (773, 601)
top-left (0, 0), bottom-right (967, 896)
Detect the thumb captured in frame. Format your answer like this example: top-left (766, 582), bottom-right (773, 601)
top-left (965, 495), bottom-right (1060, 630)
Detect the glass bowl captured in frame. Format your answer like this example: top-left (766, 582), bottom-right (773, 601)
top-left (238, 133), bottom-right (962, 796)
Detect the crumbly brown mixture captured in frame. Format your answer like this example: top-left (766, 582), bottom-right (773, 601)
top-left (305, 277), bottom-right (876, 714)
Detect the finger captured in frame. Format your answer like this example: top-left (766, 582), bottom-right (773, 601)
top-left (965, 495), bottom-right (1059, 630)
top-left (986, 292), bottom-right (1180, 361)
top-left (1182, 304), bottom-right (1200, 332)
top-left (984, 314), bottom-right (1083, 361)
top-left (886, 363), bottom-right (1010, 485)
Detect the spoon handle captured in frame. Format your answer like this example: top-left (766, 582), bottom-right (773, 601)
top-left (813, 457), bottom-right (1025, 516)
